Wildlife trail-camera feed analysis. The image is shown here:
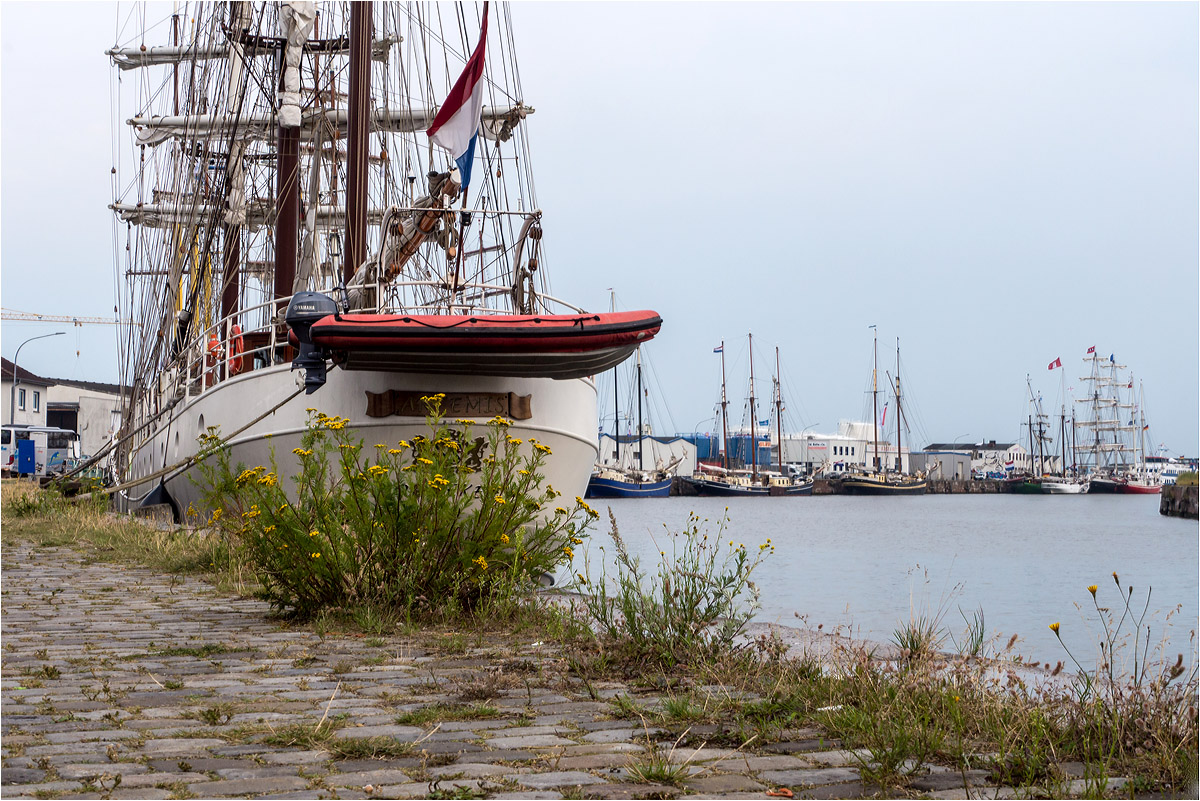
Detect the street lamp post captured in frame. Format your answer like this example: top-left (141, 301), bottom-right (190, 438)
top-left (9, 332), bottom-right (65, 425)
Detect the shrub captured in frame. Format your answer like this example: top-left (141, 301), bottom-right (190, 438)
top-left (196, 397), bottom-right (596, 618)
top-left (577, 509), bottom-right (770, 667)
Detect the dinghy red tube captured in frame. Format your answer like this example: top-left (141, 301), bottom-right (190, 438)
top-left (308, 310), bottom-right (662, 353)
top-left (294, 310), bottom-right (663, 379)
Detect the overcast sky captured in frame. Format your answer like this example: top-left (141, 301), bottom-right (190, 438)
top-left (2, 2), bottom-right (1197, 454)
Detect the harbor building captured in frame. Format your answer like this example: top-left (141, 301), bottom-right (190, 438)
top-left (922, 440), bottom-right (1033, 478)
top-left (45, 378), bottom-right (127, 460)
top-left (777, 421), bottom-right (911, 476)
top-left (1, 358), bottom-right (53, 428)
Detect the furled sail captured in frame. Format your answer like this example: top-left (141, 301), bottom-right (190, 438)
top-left (129, 105), bottom-right (533, 147)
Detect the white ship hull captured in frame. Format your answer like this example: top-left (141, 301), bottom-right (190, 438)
top-left (1041, 477), bottom-right (1090, 494)
top-left (121, 364), bottom-right (597, 517)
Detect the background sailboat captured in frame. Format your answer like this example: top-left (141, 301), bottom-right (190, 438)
top-left (587, 343), bottom-right (680, 498)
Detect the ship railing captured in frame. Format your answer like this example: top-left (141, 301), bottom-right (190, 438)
top-left (180, 286), bottom-right (588, 399)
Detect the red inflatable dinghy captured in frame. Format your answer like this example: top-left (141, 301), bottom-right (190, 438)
top-left (304, 310), bottom-right (662, 379)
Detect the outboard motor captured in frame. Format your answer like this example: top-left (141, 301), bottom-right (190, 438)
top-left (285, 292), bottom-right (338, 394)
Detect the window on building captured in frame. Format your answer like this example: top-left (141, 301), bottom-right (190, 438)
top-left (851, 447), bottom-right (856, 456)
top-left (32, 391), bottom-right (39, 412)
top-left (17, 388), bottom-right (25, 410)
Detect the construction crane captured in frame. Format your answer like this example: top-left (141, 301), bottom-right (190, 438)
top-left (1, 308), bottom-right (137, 326)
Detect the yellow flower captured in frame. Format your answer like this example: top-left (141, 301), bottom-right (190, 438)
top-left (473, 555), bottom-right (488, 571)
top-left (519, 469), bottom-right (530, 476)
top-left (1049, 622), bottom-right (1060, 634)
top-left (387, 448), bottom-right (403, 455)
top-left (1088, 584), bottom-right (1098, 597)
top-left (416, 457), bottom-right (434, 465)
top-left (369, 465), bottom-right (389, 476)
top-left (210, 509), bottom-right (223, 522)
top-left (309, 530), bottom-right (319, 537)
top-left (311, 552), bottom-right (321, 559)
top-left (494, 495), bottom-right (506, 505)
top-left (257, 472), bottom-right (278, 486)
top-left (562, 546), bottom-right (574, 560)
top-left (500, 533), bottom-right (510, 545)
top-left (398, 439), bottom-right (410, 449)
top-left (555, 507), bottom-right (568, 516)
top-left (576, 572), bottom-right (587, 584)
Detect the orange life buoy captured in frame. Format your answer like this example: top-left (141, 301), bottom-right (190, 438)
top-left (205, 333), bottom-right (222, 369)
top-left (228, 324), bottom-right (245, 374)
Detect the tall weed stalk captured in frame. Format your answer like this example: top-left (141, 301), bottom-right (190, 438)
top-left (578, 510), bottom-right (770, 667)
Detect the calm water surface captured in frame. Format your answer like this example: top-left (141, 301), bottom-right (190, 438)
top-left (566, 494), bottom-right (1198, 664)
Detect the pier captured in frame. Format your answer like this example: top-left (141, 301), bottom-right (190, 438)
top-left (1160, 483), bottom-right (1198, 519)
top-left (673, 477), bottom-right (1016, 495)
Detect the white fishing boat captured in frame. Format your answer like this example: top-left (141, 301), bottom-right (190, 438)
top-left (106, 2), bottom-right (660, 519)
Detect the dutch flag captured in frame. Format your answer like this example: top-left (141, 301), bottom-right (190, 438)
top-left (713, 345), bottom-right (723, 353)
top-left (427, 3), bottom-right (489, 190)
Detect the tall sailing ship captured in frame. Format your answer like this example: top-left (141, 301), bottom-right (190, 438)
top-left (107, 2), bottom-right (660, 518)
top-left (685, 335), bottom-right (813, 497)
top-left (1074, 350), bottom-right (1159, 494)
top-left (839, 331), bottom-right (926, 495)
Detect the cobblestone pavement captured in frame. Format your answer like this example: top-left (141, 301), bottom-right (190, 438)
top-left (2, 543), bottom-right (1074, 799)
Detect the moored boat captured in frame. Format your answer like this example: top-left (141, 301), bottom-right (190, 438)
top-left (586, 468), bottom-right (672, 498)
top-left (1041, 476), bottom-right (1090, 494)
top-left (684, 334), bottom-right (812, 497)
top-left (840, 471), bottom-right (927, 495)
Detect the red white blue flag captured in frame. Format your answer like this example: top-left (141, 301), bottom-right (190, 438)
top-left (427, 3), bottom-right (489, 189)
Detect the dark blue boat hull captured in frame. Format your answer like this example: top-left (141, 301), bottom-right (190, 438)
top-left (586, 475), bottom-right (673, 498)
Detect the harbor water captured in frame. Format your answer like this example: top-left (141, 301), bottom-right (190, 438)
top-left (568, 494), bottom-right (1198, 665)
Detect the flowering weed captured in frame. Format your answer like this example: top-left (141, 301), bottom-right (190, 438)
top-left (196, 398), bottom-right (594, 618)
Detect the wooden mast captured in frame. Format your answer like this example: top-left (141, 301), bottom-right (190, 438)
top-left (612, 292), bottom-right (619, 466)
top-left (720, 340), bottom-right (729, 471)
top-left (636, 348), bottom-right (644, 472)
top-left (273, 0), bottom-right (301, 314)
top-left (749, 333), bottom-right (757, 481)
top-left (871, 326), bottom-right (879, 472)
top-left (895, 338), bottom-right (902, 474)
top-left (775, 346), bottom-right (783, 475)
top-left (345, 1), bottom-right (371, 283)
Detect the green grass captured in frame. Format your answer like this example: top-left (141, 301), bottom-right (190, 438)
top-left (395, 702), bottom-right (503, 727)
